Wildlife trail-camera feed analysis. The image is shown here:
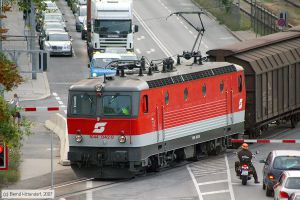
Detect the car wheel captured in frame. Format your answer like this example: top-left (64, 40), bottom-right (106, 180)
top-left (266, 187), bottom-right (273, 197)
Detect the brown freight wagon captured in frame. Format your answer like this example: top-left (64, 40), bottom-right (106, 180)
top-left (207, 26), bottom-right (300, 138)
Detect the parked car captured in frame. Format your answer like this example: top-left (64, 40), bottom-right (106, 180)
top-left (71, 0), bottom-right (86, 14)
top-left (43, 13), bottom-right (67, 30)
top-left (274, 171), bottom-right (300, 200)
top-left (260, 150), bottom-right (300, 197)
top-left (42, 31), bottom-right (73, 56)
top-left (81, 17), bottom-right (87, 40)
top-left (75, 5), bottom-right (86, 31)
top-left (289, 192), bottom-right (300, 200)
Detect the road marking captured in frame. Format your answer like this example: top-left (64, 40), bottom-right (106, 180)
top-left (86, 181), bottom-right (93, 200)
top-left (137, 35), bottom-right (145, 41)
top-left (58, 101), bottom-right (64, 105)
top-left (53, 93), bottom-right (58, 97)
top-left (225, 154), bottom-right (236, 200)
top-left (46, 148), bottom-right (58, 151)
top-left (202, 190), bottom-right (230, 196)
top-left (136, 48), bottom-right (141, 54)
top-left (184, 25), bottom-right (188, 30)
top-left (187, 165), bottom-right (204, 200)
top-left (220, 37), bottom-right (234, 40)
top-left (55, 97), bottom-right (61, 101)
top-left (197, 179), bottom-right (228, 186)
top-left (189, 30), bottom-right (193, 34)
top-left (193, 171), bottom-right (227, 176)
top-left (64, 110), bottom-right (67, 114)
top-left (133, 9), bottom-right (173, 58)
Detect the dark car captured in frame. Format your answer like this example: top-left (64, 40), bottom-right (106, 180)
top-left (260, 150), bottom-right (300, 197)
top-left (289, 192), bottom-right (300, 200)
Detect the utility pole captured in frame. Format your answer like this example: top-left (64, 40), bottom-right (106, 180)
top-left (30, 0), bottom-right (37, 79)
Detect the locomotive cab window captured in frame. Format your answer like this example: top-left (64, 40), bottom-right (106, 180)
top-left (238, 75), bottom-right (243, 93)
top-left (220, 80), bottom-right (224, 92)
top-left (142, 95), bottom-right (148, 113)
top-left (202, 83), bottom-right (206, 97)
top-left (103, 95), bottom-right (131, 116)
top-left (184, 88), bottom-right (188, 101)
top-left (70, 93), bottom-right (96, 116)
top-left (165, 91), bottom-right (169, 105)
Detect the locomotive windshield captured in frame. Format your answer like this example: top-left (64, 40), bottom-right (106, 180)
top-left (70, 93), bottom-right (97, 116)
top-left (103, 95), bottom-right (131, 116)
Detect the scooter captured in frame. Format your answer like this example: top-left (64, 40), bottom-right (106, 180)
top-left (235, 151), bottom-right (259, 185)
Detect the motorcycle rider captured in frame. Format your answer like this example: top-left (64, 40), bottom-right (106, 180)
top-left (235, 143), bottom-right (260, 184)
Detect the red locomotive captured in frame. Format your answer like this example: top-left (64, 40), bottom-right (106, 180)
top-left (67, 57), bottom-right (246, 178)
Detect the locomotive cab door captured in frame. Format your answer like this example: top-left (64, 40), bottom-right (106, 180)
top-left (226, 78), bottom-right (234, 126)
top-left (156, 105), bottom-right (165, 143)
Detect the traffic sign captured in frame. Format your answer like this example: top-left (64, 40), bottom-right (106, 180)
top-left (277, 18), bottom-right (286, 27)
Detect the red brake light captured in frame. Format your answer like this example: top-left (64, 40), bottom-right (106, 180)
top-left (279, 191), bottom-right (289, 198)
top-left (0, 145), bottom-right (3, 154)
top-left (242, 164), bottom-right (248, 168)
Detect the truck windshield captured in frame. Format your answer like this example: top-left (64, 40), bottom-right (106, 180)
top-left (94, 20), bottom-right (131, 35)
top-left (70, 93), bottom-right (96, 116)
top-left (103, 95), bottom-right (131, 116)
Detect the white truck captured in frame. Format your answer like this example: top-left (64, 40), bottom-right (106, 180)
top-left (87, 0), bottom-right (138, 59)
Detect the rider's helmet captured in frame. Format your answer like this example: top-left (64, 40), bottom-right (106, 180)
top-left (241, 143), bottom-right (249, 150)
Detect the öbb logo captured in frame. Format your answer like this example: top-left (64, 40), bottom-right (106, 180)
top-left (93, 122), bottom-right (107, 134)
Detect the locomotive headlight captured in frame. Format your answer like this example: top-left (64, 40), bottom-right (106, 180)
top-left (95, 84), bottom-right (102, 91)
top-left (75, 129), bottom-right (83, 143)
top-left (118, 135), bottom-right (126, 143)
top-left (75, 134), bottom-right (83, 143)
top-left (93, 73), bottom-right (97, 78)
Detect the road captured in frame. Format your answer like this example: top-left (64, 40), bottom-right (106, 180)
top-left (15, 0), bottom-right (300, 199)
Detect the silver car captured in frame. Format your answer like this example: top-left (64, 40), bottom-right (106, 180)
top-left (274, 171), bottom-right (300, 200)
top-left (43, 31), bottom-right (73, 56)
top-left (75, 5), bottom-right (86, 31)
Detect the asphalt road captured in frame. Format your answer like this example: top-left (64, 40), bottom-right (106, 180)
top-left (16, 0), bottom-right (300, 199)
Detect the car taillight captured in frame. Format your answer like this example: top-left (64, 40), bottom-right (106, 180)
top-left (268, 173), bottom-right (275, 180)
top-left (279, 191), bottom-right (289, 198)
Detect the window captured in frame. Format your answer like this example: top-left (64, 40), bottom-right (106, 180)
top-left (70, 93), bottom-right (96, 115)
top-left (184, 88), bottom-right (188, 101)
top-left (143, 95), bottom-right (148, 113)
top-left (285, 177), bottom-right (300, 189)
top-left (103, 95), bottom-right (131, 116)
top-left (272, 156), bottom-right (300, 170)
top-left (238, 75), bottom-right (243, 92)
top-left (165, 91), bottom-right (169, 105)
top-left (220, 80), bottom-right (224, 92)
top-left (202, 83), bottom-right (206, 96)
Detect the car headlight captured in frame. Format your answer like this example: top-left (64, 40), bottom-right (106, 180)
top-left (118, 135), bottom-right (126, 143)
top-left (44, 44), bottom-right (51, 50)
top-left (92, 72), bottom-right (97, 77)
top-left (63, 45), bottom-right (70, 50)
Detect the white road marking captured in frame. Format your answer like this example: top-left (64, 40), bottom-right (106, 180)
top-left (136, 48), bottom-right (141, 54)
top-left (133, 10), bottom-right (173, 58)
top-left (45, 178), bottom-right (94, 189)
top-left (193, 171), bottom-right (227, 176)
top-left (202, 190), bottom-right (230, 196)
top-left (220, 37), bottom-right (234, 40)
top-left (225, 154), bottom-right (236, 200)
top-left (55, 97), bottom-right (61, 101)
top-left (46, 148), bottom-right (58, 151)
top-left (189, 30), bottom-right (193, 34)
top-left (187, 165), bottom-right (204, 200)
top-left (64, 110), bottom-right (67, 114)
top-left (58, 101), bottom-right (64, 105)
top-left (86, 181), bottom-right (93, 200)
top-left (197, 179), bottom-right (228, 186)
top-left (137, 35), bottom-right (145, 41)
top-left (180, 21), bottom-right (183, 24)
top-left (52, 93), bottom-right (58, 97)
top-left (184, 25), bottom-right (188, 30)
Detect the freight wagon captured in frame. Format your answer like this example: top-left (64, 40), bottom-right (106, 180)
top-left (207, 26), bottom-right (300, 138)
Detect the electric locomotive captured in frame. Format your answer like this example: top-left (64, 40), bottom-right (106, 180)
top-left (67, 57), bottom-right (246, 178)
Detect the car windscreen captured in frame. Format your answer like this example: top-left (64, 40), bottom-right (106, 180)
top-left (285, 177), bottom-right (300, 189)
top-left (102, 95), bottom-right (131, 116)
top-left (44, 15), bottom-right (63, 21)
top-left (70, 93), bottom-right (96, 116)
top-left (79, 7), bottom-right (87, 16)
top-left (273, 156), bottom-right (300, 170)
top-left (45, 23), bottom-right (64, 30)
top-left (94, 20), bottom-right (131, 35)
top-left (48, 34), bottom-right (69, 41)
top-left (93, 58), bottom-right (119, 68)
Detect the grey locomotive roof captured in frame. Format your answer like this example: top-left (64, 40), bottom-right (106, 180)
top-left (69, 61), bottom-right (241, 92)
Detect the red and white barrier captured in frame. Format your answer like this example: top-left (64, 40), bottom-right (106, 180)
top-left (22, 106), bottom-right (66, 112)
top-left (231, 139), bottom-right (300, 144)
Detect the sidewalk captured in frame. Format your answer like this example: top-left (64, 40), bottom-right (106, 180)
top-left (2, 4), bottom-right (50, 102)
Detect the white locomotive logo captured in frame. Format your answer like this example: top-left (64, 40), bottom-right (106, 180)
top-left (93, 122), bottom-right (107, 134)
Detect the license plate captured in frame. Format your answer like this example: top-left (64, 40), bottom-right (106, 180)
top-left (241, 170), bottom-right (249, 175)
